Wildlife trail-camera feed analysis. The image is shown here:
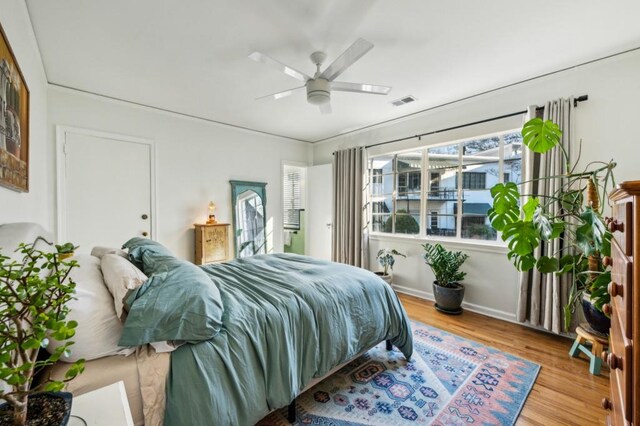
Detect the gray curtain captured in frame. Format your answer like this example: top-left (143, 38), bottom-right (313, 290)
top-left (517, 98), bottom-right (574, 334)
top-left (332, 147), bottom-right (368, 268)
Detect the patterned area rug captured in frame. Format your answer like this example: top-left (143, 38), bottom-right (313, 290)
top-left (259, 321), bottom-right (540, 425)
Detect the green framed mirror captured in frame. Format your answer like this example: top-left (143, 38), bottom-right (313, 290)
top-left (230, 180), bottom-right (267, 258)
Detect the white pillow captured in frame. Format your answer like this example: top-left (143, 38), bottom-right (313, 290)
top-left (46, 254), bottom-right (134, 362)
top-left (91, 246), bottom-right (128, 259)
top-left (101, 254), bottom-right (147, 320)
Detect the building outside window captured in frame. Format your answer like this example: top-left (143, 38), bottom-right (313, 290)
top-left (368, 129), bottom-right (522, 242)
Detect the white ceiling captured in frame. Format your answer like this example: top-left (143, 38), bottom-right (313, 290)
top-left (26, 0), bottom-right (640, 142)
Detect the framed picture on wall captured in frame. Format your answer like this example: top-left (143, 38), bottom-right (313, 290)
top-left (0, 22), bottom-right (30, 192)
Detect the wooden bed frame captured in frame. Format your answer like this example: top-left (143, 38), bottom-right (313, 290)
top-left (284, 339), bottom-right (393, 422)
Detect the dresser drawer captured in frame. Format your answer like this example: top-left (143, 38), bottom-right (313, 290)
top-left (611, 201), bottom-right (633, 256)
top-left (609, 307), bottom-right (633, 423)
top-left (610, 239), bottom-right (633, 338)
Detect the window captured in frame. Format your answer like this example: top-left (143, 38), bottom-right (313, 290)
top-left (430, 211), bottom-right (438, 229)
top-left (368, 130), bottom-right (522, 242)
top-left (372, 168), bottom-right (383, 184)
top-left (369, 152), bottom-right (421, 235)
top-left (461, 172), bottom-right (486, 189)
top-left (282, 165), bottom-right (305, 230)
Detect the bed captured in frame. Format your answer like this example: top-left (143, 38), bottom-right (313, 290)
top-left (2, 225), bottom-right (413, 425)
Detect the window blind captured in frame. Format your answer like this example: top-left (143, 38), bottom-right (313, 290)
top-left (283, 165), bottom-right (305, 230)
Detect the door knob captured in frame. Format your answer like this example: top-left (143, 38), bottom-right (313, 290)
top-left (602, 397), bottom-right (612, 411)
top-left (142, 214), bottom-right (149, 220)
top-left (142, 231), bottom-right (149, 237)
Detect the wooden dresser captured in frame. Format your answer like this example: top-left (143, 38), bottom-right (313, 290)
top-left (194, 223), bottom-right (230, 265)
top-left (602, 181), bottom-right (640, 425)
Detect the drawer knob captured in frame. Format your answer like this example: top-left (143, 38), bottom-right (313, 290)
top-left (142, 231), bottom-right (149, 237)
top-left (602, 303), bottom-right (613, 316)
top-left (607, 353), bottom-right (622, 370)
top-left (608, 219), bottom-right (624, 233)
top-left (608, 282), bottom-right (623, 298)
top-left (602, 397), bottom-right (612, 411)
top-left (602, 256), bottom-right (613, 267)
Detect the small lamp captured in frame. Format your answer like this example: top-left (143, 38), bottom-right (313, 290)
top-left (207, 201), bottom-right (217, 224)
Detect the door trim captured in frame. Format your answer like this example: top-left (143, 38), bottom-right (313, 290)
top-left (55, 125), bottom-right (157, 243)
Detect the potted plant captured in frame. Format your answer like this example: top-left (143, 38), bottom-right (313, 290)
top-left (55, 242), bottom-right (79, 261)
top-left (0, 243), bottom-right (85, 425)
top-left (422, 243), bottom-right (469, 314)
top-left (374, 249), bottom-right (406, 284)
top-left (488, 117), bottom-right (616, 333)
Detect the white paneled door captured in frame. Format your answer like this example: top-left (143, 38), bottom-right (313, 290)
top-left (57, 127), bottom-right (155, 252)
top-left (306, 163), bottom-right (332, 260)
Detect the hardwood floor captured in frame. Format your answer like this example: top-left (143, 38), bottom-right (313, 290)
top-left (398, 293), bottom-right (608, 426)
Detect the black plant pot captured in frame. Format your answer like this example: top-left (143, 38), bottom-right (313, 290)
top-left (432, 281), bottom-right (465, 315)
top-left (0, 391), bottom-right (72, 426)
top-left (581, 294), bottom-right (610, 335)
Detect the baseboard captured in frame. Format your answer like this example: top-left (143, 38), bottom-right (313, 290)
top-left (391, 284), bottom-right (518, 324)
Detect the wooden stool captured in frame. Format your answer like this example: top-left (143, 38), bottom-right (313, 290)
top-left (569, 324), bottom-right (609, 375)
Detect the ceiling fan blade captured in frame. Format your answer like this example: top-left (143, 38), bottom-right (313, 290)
top-left (255, 86), bottom-right (304, 101)
top-left (319, 103), bottom-right (332, 114)
top-left (249, 52), bottom-right (311, 83)
top-left (320, 38), bottom-right (374, 81)
top-left (331, 81), bottom-right (392, 95)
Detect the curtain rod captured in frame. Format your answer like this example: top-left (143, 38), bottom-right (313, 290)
top-left (363, 95), bottom-right (588, 150)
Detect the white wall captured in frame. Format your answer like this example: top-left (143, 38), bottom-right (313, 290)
top-left (48, 87), bottom-right (311, 260)
top-left (0, 1), bottom-right (51, 228)
top-left (313, 49), bottom-right (640, 321)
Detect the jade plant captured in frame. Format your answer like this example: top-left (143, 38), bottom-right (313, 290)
top-left (0, 243), bottom-right (85, 425)
top-left (376, 249), bottom-right (406, 276)
top-left (488, 118), bottom-right (616, 330)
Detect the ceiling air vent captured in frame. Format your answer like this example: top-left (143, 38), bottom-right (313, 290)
top-left (391, 95), bottom-right (417, 107)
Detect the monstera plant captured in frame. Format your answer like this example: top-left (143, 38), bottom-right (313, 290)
top-left (488, 118), bottom-right (616, 332)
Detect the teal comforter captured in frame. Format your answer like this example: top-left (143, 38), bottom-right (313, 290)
top-left (122, 246), bottom-right (413, 426)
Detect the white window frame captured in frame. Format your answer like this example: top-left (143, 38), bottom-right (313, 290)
top-left (368, 128), bottom-right (521, 247)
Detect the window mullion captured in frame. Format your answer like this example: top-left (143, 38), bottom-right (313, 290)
top-left (499, 134), bottom-right (505, 183)
top-left (392, 155), bottom-right (396, 234)
top-left (421, 148), bottom-right (428, 238)
top-left (456, 143), bottom-right (463, 239)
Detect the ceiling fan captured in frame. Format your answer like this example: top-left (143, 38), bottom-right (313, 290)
top-left (249, 38), bottom-right (391, 114)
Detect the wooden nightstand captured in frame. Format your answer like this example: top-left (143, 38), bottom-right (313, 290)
top-left (194, 223), bottom-right (230, 265)
top-left (70, 381), bottom-right (134, 426)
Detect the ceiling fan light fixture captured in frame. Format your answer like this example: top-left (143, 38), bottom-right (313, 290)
top-left (306, 78), bottom-right (330, 105)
